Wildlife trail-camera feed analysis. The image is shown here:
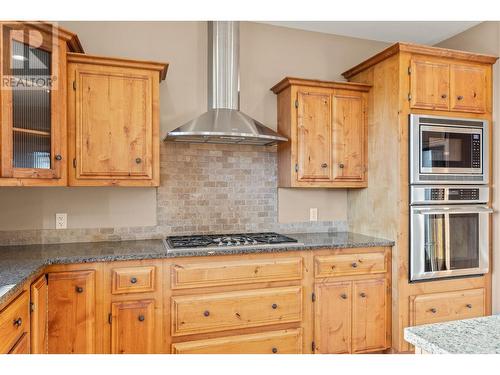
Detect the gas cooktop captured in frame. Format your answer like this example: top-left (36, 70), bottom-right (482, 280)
top-left (164, 232), bottom-right (299, 250)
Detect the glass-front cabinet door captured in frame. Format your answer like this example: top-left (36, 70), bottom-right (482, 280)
top-left (0, 22), bottom-right (65, 183)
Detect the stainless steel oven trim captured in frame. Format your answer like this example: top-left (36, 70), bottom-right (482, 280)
top-left (410, 114), bottom-right (489, 184)
top-left (410, 185), bottom-right (489, 205)
top-left (410, 204), bottom-right (491, 281)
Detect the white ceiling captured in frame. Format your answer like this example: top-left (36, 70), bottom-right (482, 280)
top-left (261, 21), bottom-right (482, 45)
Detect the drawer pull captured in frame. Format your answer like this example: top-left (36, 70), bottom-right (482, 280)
top-left (466, 304), bottom-right (473, 309)
top-left (321, 163), bottom-right (328, 168)
top-left (130, 277), bottom-right (138, 284)
top-left (138, 315), bottom-right (145, 322)
top-left (351, 262), bottom-right (358, 268)
top-left (429, 308), bottom-right (437, 314)
top-left (13, 317), bottom-right (22, 327)
top-left (271, 303), bottom-right (278, 309)
top-left (272, 347), bottom-right (278, 354)
top-left (135, 157), bottom-right (142, 164)
top-left (340, 293), bottom-right (348, 300)
top-left (441, 94), bottom-right (447, 99)
top-left (203, 310), bottom-right (210, 317)
top-left (75, 286), bottom-right (84, 293)
top-left (359, 292), bottom-right (367, 298)
top-left (457, 95), bottom-right (464, 101)
top-left (339, 163), bottom-right (345, 169)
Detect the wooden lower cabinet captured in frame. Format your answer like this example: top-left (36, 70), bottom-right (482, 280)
top-left (172, 329), bottom-right (303, 354)
top-left (47, 270), bottom-right (96, 354)
top-left (110, 300), bottom-right (155, 354)
top-left (314, 278), bottom-right (387, 354)
top-left (30, 275), bottom-right (48, 354)
top-left (0, 290), bottom-right (30, 354)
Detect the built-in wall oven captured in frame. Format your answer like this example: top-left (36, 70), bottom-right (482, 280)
top-left (410, 186), bottom-right (492, 281)
top-left (410, 114), bottom-right (488, 184)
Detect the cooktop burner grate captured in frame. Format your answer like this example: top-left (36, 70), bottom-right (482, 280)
top-left (165, 232), bottom-right (298, 249)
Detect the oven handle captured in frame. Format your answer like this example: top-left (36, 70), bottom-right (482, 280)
top-left (412, 207), bottom-right (494, 215)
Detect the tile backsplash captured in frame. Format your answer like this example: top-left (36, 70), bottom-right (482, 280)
top-left (0, 143), bottom-right (347, 245)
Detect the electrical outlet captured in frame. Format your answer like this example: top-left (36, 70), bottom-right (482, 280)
top-left (55, 213), bottom-right (67, 229)
top-left (309, 208), bottom-right (318, 222)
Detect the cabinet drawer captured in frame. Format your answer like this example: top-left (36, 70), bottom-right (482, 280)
top-left (111, 266), bottom-right (155, 294)
top-left (171, 257), bottom-right (303, 289)
top-left (172, 328), bottom-right (303, 354)
top-left (314, 251), bottom-right (386, 278)
top-left (412, 288), bottom-right (485, 326)
top-left (171, 286), bottom-right (302, 336)
top-left (0, 291), bottom-right (30, 354)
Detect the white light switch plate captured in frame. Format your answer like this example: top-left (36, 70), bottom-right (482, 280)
top-left (55, 213), bottom-right (67, 229)
top-left (309, 208), bottom-right (318, 222)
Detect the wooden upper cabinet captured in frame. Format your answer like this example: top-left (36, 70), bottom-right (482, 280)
top-left (271, 77), bottom-right (370, 188)
top-left (110, 299), bottom-right (155, 354)
top-left (296, 89), bottom-right (333, 181)
top-left (450, 64), bottom-right (487, 113)
top-left (0, 22), bottom-right (82, 186)
top-left (332, 90), bottom-right (366, 182)
top-left (67, 53), bottom-right (167, 187)
top-left (409, 57), bottom-right (488, 114)
top-left (410, 58), bottom-right (450, 110)
top-left (47, 270), bottom-right (95, 354)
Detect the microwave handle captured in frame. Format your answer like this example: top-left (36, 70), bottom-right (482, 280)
top-left (413, 207), bottom-right (494, 215)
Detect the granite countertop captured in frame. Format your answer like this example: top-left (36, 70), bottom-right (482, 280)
top-left (404, 315), bottom-right (500, 354)
top-left (0, 231), bottom-right (393, 307)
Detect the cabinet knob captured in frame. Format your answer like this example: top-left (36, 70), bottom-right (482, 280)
top-left (75, 286), bottom-right (84, 293)
top-left (272, 347), bottom-right (278, 354)
top-left (340, 293), bottom-right (348, 300)
top-left (54, 154), bottom-right (62, 161)
top-left (430, 308), bottom-right (437, 314)
top-left (351, 262), bottom-right (358, 268)
top-left (360, 292), bottom-right (367, 298)
top-left (466, 304), bottom-right (473, 309)
top-left (203, 310), bottom-right (210, 317)
top-left (138, 315), bottom-right (145, 322)
top-left (441, 94), bottom-right (447, 99)
top-left (135, 157), bottom-right (142, 164)
top-left (457, 95), bottom-right (464, 100)
top-left (339, 163), bottom-right (345, 169)
top-left (13, 317), bottom-right (22, 327)
top-left (321, 163), bottom-right (328, 168)
top-left (130, 277), bottom-right (138, 284)
top-left (271, 303), bottom-right (278, 309)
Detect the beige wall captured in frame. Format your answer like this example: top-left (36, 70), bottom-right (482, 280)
top-left (0, 21), bottom-right (388, 230)
top-left (437, 22), bottom-right (500, 313)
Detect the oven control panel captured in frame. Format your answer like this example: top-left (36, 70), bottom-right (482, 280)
top-left (411, 186), bottom-right (488, 205)
top-left (472, 134), bottom-right (481, 169)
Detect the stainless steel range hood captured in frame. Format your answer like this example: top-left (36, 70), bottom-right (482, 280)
top-left (164, 21), bottom-right (287, 146)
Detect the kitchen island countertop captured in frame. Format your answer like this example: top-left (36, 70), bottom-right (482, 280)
top-left (0, 231), bottom-right (393, 307)
top-left (404, 315), bottom-right (500, 354)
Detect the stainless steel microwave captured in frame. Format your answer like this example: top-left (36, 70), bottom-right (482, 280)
top-left (410, 114), bottom-right (488, 184)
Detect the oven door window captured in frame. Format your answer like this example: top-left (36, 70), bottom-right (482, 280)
top-left (423, 214), bottom-right (447, 273)
top-left (421, 130), bottom-right (476, 169)
top-left (449, 213), bottom-right (479, 269)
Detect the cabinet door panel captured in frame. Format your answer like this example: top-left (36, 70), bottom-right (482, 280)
top-left (314, 282), bottom-right (351, 354)
top-left (352, 279), bottom-right (387, 353)
top-left (48, 270), bottom-right (95, 354)
top-left (332, 90), bottom-right (366, 181)
top-left (296, 90), bottom-right (332, 181)
top-left (111, 299), bottom-right (154, 354)
top-left (450, 64), bottom-right (487, 113)
top-left (75, 66), bottom-right (153, 180)
top-left (410, 59), bottom-right (449, 110)
top-left (30, 275), bottom-right (48, 354)
top-left (8, 333), bottom-right (29, 354)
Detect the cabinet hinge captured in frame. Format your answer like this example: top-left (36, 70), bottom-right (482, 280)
top-left (311, 292), bottom-right (316, 302)
top-left (408, 93), bottom-right (412, 101)
top-left (73, 158), bottom-right (77, 168)
top-left (294, 99), bottom-right (299, 108)
top-left (30, 302), bottom-right (35, 313)
top-left (108, 313), bottom-right (112, 324)
top-left (311, 341), bottom-right (316, 352)
top-left (45, 273), bottom-right (49, 284)
top-left (408, 66), bottom-right (411, 75)
top-left (73, 81), bottom-right (76, 90)
top-left (295, 163), bottom-right (299, 173)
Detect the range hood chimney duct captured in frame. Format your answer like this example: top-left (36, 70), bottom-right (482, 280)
top-left (164, 21), bottom-right (287, 146)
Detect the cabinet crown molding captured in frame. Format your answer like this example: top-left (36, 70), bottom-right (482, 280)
top-left (270, 77), bottom-right (371, 95)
